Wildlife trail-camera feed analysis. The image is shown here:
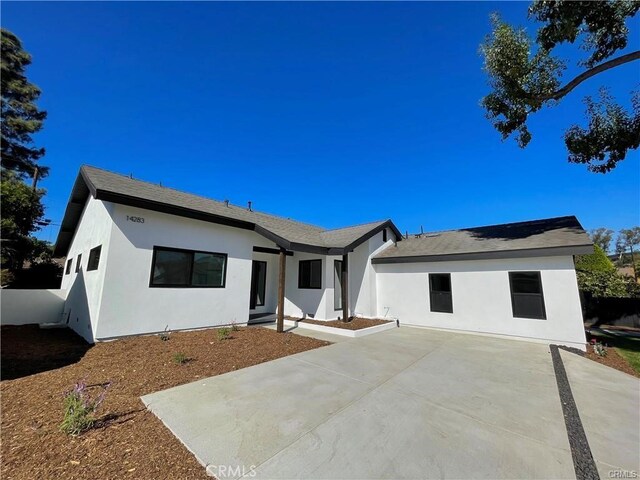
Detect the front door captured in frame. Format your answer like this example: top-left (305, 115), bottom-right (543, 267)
top-left (250, 260), bottom-right (267, 309)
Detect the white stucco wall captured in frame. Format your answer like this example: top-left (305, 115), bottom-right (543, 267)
top-left (0, 289), bottom-right (67, 325)
top-left (283, 251), bottom-right (332, 319)
top-left (282, 229), bottom-right (393, 321)
top-left (60, 196), bottom-right (114, 342)
top-left (375, 255), bottom-right (587, 349)
top-left (95, 203), bottom-right (265, 340)
top-left (350, 229), bottom-right (393, 318)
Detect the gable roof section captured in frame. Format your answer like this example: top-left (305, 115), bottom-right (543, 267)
top-left (373, 216), bottom-right (593, 263)
top-left (54, 166), bottom-right (401, 257)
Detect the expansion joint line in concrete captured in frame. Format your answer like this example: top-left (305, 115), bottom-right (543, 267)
top-left (550, 345), bottom-right (599, 480)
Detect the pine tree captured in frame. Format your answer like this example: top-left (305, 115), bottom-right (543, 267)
top-left (1, 28), bottom-right (48, 178)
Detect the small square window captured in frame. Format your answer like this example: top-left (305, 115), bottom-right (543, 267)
top-left (65, 259), bottom-right (72, 275)
top-left (87, 246), bottom-right (102, 271)
top-left (75, 254), bottom-right (82, 273)
top-left (299, 259), bottom-right (322, 289)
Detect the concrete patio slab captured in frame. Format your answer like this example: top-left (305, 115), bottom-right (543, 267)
top-left (142, 354), bottom-right (373, 474)
top-left (253, 382), bottom-right (575, 480)
top-left (560, 349), bottom-right (640, 478)
top-left (142, 326), bottom-right (637, 479)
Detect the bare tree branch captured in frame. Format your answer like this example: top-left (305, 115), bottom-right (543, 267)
top-left (537, 50), bottom-right (640, 102)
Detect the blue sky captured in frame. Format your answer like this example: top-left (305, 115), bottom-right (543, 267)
top-left (3, 2), bottom-right (639, 244)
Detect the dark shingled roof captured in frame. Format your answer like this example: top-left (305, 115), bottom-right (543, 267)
top-left (54, 166), bottom-right (401, 256)
top-left (373, 216), bottom-right (593, 263)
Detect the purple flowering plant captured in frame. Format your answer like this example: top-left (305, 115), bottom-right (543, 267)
top-left (60, 378), bottom-right (111, 435)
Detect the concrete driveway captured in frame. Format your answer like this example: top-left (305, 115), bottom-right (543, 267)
top-left (142, 327), bottom-right (640, 479)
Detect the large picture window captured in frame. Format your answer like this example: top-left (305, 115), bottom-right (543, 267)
top-left (299, 259), bottom-right (322, 289)
top-left (429, 273), bottom-right (453, 313)
top-left (509, 272), bottom-right (546, 320)
top-left (150, 247), bottom-right (227, 288)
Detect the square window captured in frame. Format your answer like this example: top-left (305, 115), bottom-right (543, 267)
top-left (299, 259), bottom-right (322, 289)
top-left (65, 259), bottom-right (72, 275)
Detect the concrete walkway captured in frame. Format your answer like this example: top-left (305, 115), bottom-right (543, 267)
top-left (142, 327), bottom-right (639, 479)
top-left (560, 350), bottom-right (640, 478)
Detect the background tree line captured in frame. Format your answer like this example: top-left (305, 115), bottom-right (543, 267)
top-left (574, 227), bottom-right (640, 298)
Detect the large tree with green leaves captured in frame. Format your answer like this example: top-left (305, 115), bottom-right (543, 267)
top-left (480, 1), bottom-right (639, 173)
top-left (589, 227), bottom-right (614, 253)
top-left (1, 29), bottom-right (51, 283)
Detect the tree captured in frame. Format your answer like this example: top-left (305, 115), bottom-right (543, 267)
top-left (575, 244), bottom-right (615, 273)
top-left (1, 28), bottom-right (47, 178)
top-left (618, 227), bottom-right (640, 280)
top-left (0, 170), bottom-right (46, 271)
top-left (589, 228), bottom-right (614, 253)
top-left (1, 29), bottom-right (49, 282)
top-left (480, 1), bottom-right (639, 173)
top-left (575, 244), bottom-right (638, 297)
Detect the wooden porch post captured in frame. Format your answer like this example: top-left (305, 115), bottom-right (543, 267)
top-left (341, 253), bottom-right (349, 322)
top-left (276, 248), bottom-right (286, 333)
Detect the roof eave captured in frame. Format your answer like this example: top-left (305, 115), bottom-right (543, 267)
top-left (371, 244), bottom-right (594, 264)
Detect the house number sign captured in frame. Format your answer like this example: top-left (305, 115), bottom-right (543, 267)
top-left (127, 215), bottom-right (145, 223)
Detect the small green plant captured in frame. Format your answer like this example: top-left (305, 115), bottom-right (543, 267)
top-left (591, 339), bottom-right (608, 357)
top-left (231, 320), bottom-right (240, 332)
top-left (159, 325), bottom-right (171, 341)
top-left (217, 327), bottom-right (231, 341)
top-left (173, 352), bottom-right (188, 364)
top-left (60, 379), bottom-right (111, 436)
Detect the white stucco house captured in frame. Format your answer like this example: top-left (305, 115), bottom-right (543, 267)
top-left (54, 166), bottom-right (592, 349)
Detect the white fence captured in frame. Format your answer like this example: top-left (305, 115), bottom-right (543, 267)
top-left (0, 289), bottom-right (67, 326)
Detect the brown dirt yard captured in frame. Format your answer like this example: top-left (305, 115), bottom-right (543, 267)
top-left (1, 325), bottom-right (330, 480)
top-left (300, 317), bottom-right (391, 330)
top-left (585, 343), bottom-right (640, 378)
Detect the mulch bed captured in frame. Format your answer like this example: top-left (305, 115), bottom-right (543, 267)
top-left (300, 317), bottom-right (391, 331)
top-left (1, 325), bottom-right (330, 480)
top-left (585, 344), bottom-right (639, 378)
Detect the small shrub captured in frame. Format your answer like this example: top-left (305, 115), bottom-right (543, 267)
top-left (60, 379), bottom-right (111, 436)
top-left (159, 325), bottom-right (171, 341)
top-left (590, 339), bottom-right (608, 357)
top-left (173, 352), bottom-right (188, 364)
top-left (231, 320), bottom-right (240, 332)
top-left (217, 327), bottom-right (231, 341)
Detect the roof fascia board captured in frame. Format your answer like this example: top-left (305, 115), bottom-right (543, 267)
top-left (95, 189), bottom-right (256, 231)
top-left (288, 242), bottom-right (333, 255)
top-left (343, 220), bottom-right (401, 253)
top-left (372, 244), bottom-right (594, 264)
top-left (53, 173), bottom-right (92, 256)
top-left (252, 225), bottom-right (292, 250)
